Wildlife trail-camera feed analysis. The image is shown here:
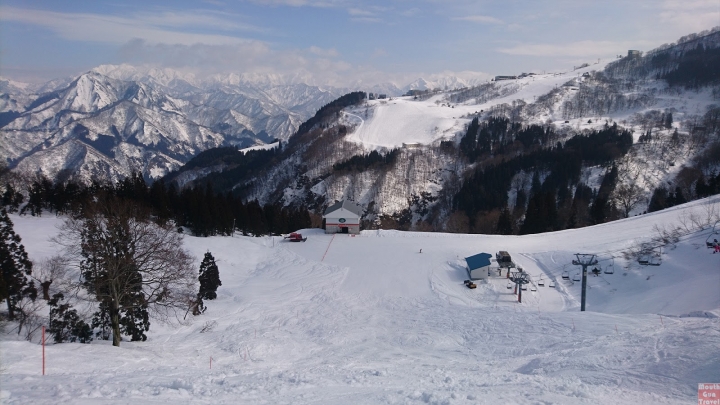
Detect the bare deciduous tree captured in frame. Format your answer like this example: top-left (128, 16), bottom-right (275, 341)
top-left (612, 183), bottom-right (646, 218)
top-left (54, 199), bottom-right (196, 347)
top-left (32, 255), bottom-right (68, 301)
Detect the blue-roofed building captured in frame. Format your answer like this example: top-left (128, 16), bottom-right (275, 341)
top-left (465, 252), bottom-right (493, 280)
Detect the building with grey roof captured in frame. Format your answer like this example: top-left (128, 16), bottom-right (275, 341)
top-left (323, 200), bottom-right (363, 234)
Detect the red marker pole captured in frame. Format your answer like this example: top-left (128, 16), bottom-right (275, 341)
top-left (42, 326), bottom-right (45, 376)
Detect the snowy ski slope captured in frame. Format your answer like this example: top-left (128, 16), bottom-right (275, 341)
top-left (344, 62), bottom-right (610, 150)
top-left (1, 196), bottom-right (719, 404)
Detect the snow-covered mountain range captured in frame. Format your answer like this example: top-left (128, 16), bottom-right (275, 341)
top-left (0, 63), bottom-right (489, 183)
top-left (3, 28), bottom-right (720, 225)
top-left (173, 29), bottom-right (720, 226)
top-left (0, 66), bottom-right (347, 182)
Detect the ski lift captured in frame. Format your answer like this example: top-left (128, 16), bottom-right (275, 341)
top-left (538, 278), bottom-right (545, 286)
top-left (706, 220), bottom-right (720, 248)
top-left (521, 284), bottom-right (527, 291)
top-left (604, 257), bottom-right (615, 274)
top-left (572, 273), bottom-right (581, 282)
top-left (530, 284), bottom-right (537, 292)
top-left (561, 271), bottom-right (570, 280)
top-left (506, 281), bottom-right (513, 289)
top-left (548, 280), bottom-right (556, 288)
top-left (638, 246), bottom-right (662, 266)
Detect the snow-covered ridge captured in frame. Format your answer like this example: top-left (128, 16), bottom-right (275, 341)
top-left (0, 67), bottom-right (349, 183)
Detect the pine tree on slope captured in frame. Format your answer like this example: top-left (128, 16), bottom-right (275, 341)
top-left (48, 293), bottom-right (92, 343)
top-left (194, 251), bottom-right (221, 315)
top-left (198, 251), bottom-right (221, 301)
top-left (0, 208), bottom-right (37, 320)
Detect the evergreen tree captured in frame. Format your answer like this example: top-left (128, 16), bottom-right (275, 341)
top-left (48, 293), bottom-right (92, 343)
top-left (91, 301), bottom-right (112, 340)
top-left (198, 251), bottom-right (221, 301)
top-left (459, 117), bottom-right (480, 159)
top-left (495, 207), bottom-right (513, 235)
top-left (695, 174), bottom-right (710, 198)
top-left (65, 198), bottom-right (194, 346)
top-left (673, 186), bottom-right (687, 205)
top-left (648, 186), bottom-right (669, 212)
top-left (1, 184), bottom-right (24, 213)
top-left (664, 113), bottom-right (673, 129)
top-left (20, 178), bottom-right (50, 216)
top-left (0, 208), bottom-right (37, 320)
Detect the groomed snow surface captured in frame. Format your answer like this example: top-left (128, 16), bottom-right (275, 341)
top-left (343, 62), bottom-right (611, 150)
top-left (2, 196), bottom-right (720, 404)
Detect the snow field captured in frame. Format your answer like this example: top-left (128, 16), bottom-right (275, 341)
top-left (344, 61), bottom-right (614, 151)
top-left (1, 195), bottom-right (719, 404)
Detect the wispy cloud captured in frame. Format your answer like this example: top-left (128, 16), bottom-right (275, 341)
top-left (658, 0), bottom-right (720, 36)
top-left (351, 17), bottom-right (383, 23)
top-left (115, 39), bottom-right (369, 86)
top-left (243, 0), bottom-right (345, 7)
top-left (400, 8), bottom-right (422, 17)
top-left (0, 6), bottom-right (261, 46)
top-left (309, 46), bottom-right (339, 57)
top-left (452, 15), bottom-right (503, 25)
top-left (348, 8), bottom-right (375, 16)
top-left (498, 40), bottom-right (655, 57)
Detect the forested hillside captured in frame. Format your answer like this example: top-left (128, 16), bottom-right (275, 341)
top-left (157, 29), bottom-right (720, 236)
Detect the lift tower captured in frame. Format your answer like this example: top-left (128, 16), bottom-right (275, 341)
top-left (572, 253), bottom-right (598, 311)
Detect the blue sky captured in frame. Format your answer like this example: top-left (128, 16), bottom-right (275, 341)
top-left (1, 0), bottom-right (719, 86)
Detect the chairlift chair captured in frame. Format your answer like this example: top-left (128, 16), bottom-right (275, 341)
top-left (530, 285), bottom-right (537, 292)
top-left (706, 221), bottom-right (720, 248)
top-left (561, 271), bottom-right (570, 280)
top-left (604, 257), bottom-right (615, 274)
top-left (506, 281), bottom-right (513, 289)
top-left (521, 284), bottom-right (527, 291)
top-left (639, 247), bottom-right (662, 266)
top-left (572, 273), bottom-right (581, 282)
top-left (548, 280), bottom-right (556, 288)
top-left (538, 279), bottom-right (545, 286)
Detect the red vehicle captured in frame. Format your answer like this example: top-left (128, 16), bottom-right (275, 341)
top-left (284, 232), bottom-right (307, 242)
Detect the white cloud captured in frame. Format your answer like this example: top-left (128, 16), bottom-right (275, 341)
top-left (243, 0), bottom-right (346, 7)
top-left (348, 8), bottom-right (375, 16)
top-left (658, 0), bottom-right (720, 35)
top-left (452, 15), bottom-right (503, 24)
top-left (499, 40), bottom-right (656, 57)
top-left (115, 40), bottom-right (361, 86)
top-left (309, 46), bottom-right (339, 57)
top-left (351, 17), bottom-right (383, 23)
top-left (0, 6), bottom-right (259, 46)
top-left (371, 48), bottom-right (388, 58)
